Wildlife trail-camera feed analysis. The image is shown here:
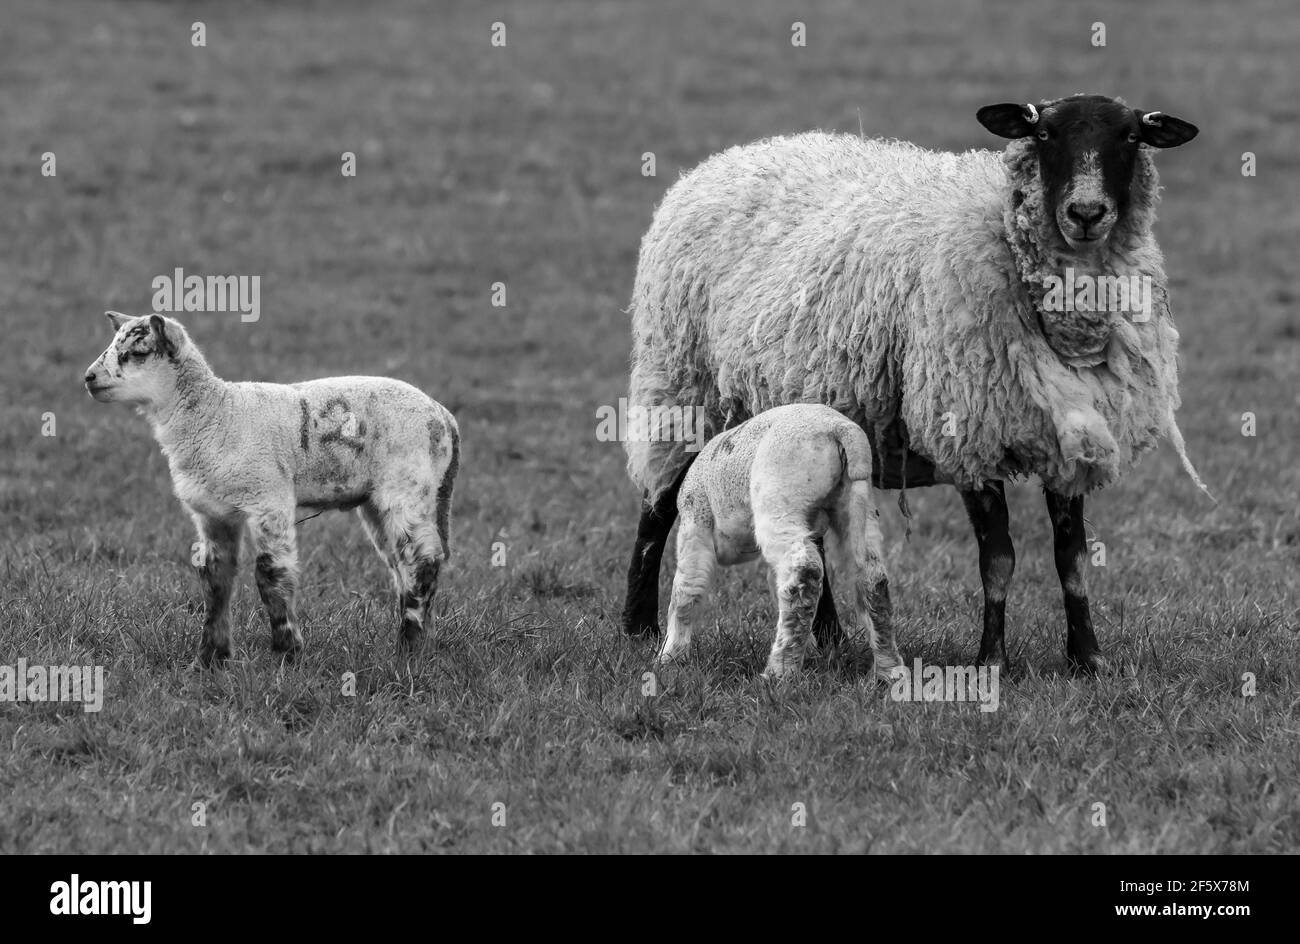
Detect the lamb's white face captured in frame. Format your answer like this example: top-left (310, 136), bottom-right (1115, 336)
top-left (84, 312), bottom-right (181, 405)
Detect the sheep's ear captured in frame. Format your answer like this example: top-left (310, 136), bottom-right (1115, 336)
top-left (977, 103), bottom-right (1039, 139)
top-left (149, 314), bottom-right (178, 358)
top-left (105, 310), bottom-right (131, 331)
top-left (1134, 110), bottom-right (1198, 148)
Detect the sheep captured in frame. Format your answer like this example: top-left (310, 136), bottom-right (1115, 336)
top-left (84, 311), bottom-right (459, 666)
top-left (660, 403), bottom-right (902, 680)
top-left (622, 93), bottom-right (1204, 674)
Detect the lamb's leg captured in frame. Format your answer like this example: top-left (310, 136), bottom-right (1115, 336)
top-left (829, 482), bottom-right (901, 680)
top-left (360, 501), bottom-right (442, 651)
top-left (194, 514), bottom-right (243, 667)
top-left (394, 529), bottom-right (442, 650)
top-left (960, 482), bottom-right (1014, 671)
top-left (622, 464), bottom-right (691, 638)
top-left (659, 518), bottom-right (716, 664)
top-left (248, 510), bottom-right (304, 657)
top-left (1045, 490), bottom-right (1107, 673)
top-left (763, 536), bottom-right (822, 679)
top-left (811, 535), bottom-right (844, 652)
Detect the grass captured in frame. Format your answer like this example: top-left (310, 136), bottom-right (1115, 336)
top-left (1, 0), bottom-right (1298, 852)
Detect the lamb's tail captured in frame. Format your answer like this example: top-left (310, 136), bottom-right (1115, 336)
top-left (834, 424), bottom-right (874, 484)
top-left (435, 415), bottom-right (459, 559)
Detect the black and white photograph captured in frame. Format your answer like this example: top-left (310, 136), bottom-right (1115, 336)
top-left (1, 0), bottom-right (1295, 879)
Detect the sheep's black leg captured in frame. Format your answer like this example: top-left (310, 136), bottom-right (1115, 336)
top-left (1045, 489), bottom-right (1108, 673)
top-left (960, 482), bottom-right (1014, 670)
top-left (622, 466), bottom-right (691, 638)
top-left (811, 536), bottom-right (845, 651)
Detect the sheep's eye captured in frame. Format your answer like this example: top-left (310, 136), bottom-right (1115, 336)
top-left (1126, 132), bottom-right (1139, 143)
top-left (1036, 129), bottom-right (1050, 141)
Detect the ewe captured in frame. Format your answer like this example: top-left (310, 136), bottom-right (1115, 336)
top-left (660, 404), bottom-right (902, 680)
top-left (85, 312), bottom-right (459, 666)
top-left (623, 94), bottom-right (1203, 673)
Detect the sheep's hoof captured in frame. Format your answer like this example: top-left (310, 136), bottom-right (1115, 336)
top-left (976, 640), bottom-right (1010, 673)
top-left (1067, 648), bottom-right (1111, 676)
top-left (978, 654), bottom-right (1012, 676)
top-left (622, 609), bottom-right (662, 639)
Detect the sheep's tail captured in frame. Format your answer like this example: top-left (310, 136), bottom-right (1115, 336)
top-left (1166, 409), bottom-right (1215, 503)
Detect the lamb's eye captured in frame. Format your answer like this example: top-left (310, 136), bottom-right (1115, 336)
top-left (1036, 129), bottom-right (1050, 141)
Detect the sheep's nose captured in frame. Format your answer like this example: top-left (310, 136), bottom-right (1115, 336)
top-left (1067, 201), bottom-right (1106, 228)
top-left (84, 371), bottom-right (95, 384)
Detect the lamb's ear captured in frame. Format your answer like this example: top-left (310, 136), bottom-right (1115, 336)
top-left (1134, 110), bottom-right (1198, 148)
top-left (149, 314), bottom-right (178, 358)
top-left (105, 310), bottom-right (131, 331)
top-left (977, 102), bottom-right (1039, 139)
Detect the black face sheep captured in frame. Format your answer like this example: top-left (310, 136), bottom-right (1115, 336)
top-left (622, 93), bottom-right (1204, 674)
top-left (84, 312), bottom-right (459, 666)
top-left (659, 404), bottom-right (902, 680)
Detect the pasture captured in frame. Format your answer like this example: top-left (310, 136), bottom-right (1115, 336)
top-left (1, 0), bottom-right (1297, 853)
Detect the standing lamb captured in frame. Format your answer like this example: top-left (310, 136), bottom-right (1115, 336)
top-left (622, 93), bottom-right (1204, 673)
top-left (660, 404), bottom-right (903, 680)
top-left (84, 312), bottom-right (459, 666)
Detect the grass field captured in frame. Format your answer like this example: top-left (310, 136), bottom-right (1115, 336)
top-left (2, 0), bottom-right (1298, 853)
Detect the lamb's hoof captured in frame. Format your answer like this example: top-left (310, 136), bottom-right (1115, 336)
top-left (872, 656), bottom-right (904, 684)
top-left (1067, 648), bottom-right (1111, 676)
top-left (398, 624), bottom-right (425, 653)
top-left (762, 658), bottom-right (803, 681)
top-left (271, 631), bottom-right (304, 663)
top-left (271, 631), bottom-right (304, 655)
top-left (655, 645), bottom-right (686, 667)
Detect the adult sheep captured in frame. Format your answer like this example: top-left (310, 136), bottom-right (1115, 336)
top-left (622, 93), bottom-right (1204, 673)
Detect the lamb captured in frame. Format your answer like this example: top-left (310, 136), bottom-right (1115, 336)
top-left (84, 312), bottom-right (459, 666)
top-left (622, 93), bottom-right (1204, 673)
top-left (660, 404), bottom-right (903, 680)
